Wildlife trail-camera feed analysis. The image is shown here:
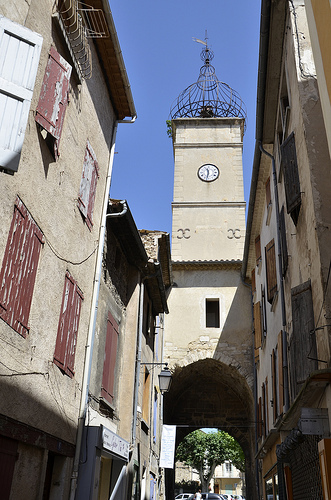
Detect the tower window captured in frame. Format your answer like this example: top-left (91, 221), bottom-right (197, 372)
top-left (206, 299), bottom-right (220, 328)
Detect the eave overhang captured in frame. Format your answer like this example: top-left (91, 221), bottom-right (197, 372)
top-left (89, 0), bottom-right (136, 120)
top-left (172, 260), bottom-right (242, 271)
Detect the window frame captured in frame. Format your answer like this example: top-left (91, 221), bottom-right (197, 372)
top-left (0, 197), bottom-right (44, 337)
top-left (77, 139), bottom-right (99, 231)
top-left (35, 47), bottom-right (72, 160)
top-left (0, 16), bottom-right (42, 173)
top-left (205, 298), bottom-right (220, 328)
top-left (53, 271), bottom-right (84, 378)
top-left (100, 311), bottom-right (119, 406)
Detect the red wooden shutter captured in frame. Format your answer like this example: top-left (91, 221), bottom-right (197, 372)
top-left (254, 301), bottom-right (262, 350)
top-left (101, 311), bottom-right (119, 404)
top-left (35, 47), bottom-right (71, 159)
top-left (0, 198), bottom-right (44, 337)
top-left (255, 235), bottom-right (261, 264)
top-left (77, 140), bottom-right (99, 230)
top-left (265, 239), bottom-right (277, 303)
top-left (54, 272), bottom-right (83, 378)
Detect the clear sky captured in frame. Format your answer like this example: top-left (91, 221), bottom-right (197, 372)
top-left (109, 0), bottom-right (262, 234)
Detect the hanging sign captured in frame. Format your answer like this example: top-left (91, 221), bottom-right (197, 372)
top-left (159, 425), bottom-right (176, 469)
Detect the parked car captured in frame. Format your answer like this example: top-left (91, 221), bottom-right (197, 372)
top-left (175, 494), bottom-right (192, 500)
top-left (201, 494), bottom-right (224, 499)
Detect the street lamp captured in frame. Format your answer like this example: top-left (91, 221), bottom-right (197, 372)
top-left (142, 362), bottom-right (172, 394)
top-left (158, 364), bottom-right (172, 393)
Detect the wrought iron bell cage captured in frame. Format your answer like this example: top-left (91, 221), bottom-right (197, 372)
top-left (170, 40), bottom-right (247, 131)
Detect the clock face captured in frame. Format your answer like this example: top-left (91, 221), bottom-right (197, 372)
top-left (198, 164), bottom-right (219, 182)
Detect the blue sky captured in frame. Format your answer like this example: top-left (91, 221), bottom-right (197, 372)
top-left (109, 0), bottom-right (261, 233)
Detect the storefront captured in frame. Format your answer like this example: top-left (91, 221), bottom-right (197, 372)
top-left (76, 425), bottom-right (129, 500)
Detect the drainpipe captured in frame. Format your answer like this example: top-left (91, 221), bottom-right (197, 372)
top-left (258, 142), bottom-right (290, 412)
top-left (69, 118), bottom-right (131, 499)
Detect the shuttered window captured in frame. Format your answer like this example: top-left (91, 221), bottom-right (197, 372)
top-left (255, 235), bottom-right (262, 264)
top-left (0, 197), bottom-right (44, 338)
top-left (257, 396), bottom-right (262, 439)
top-left (254, 301), bottom-right (262, 358)
top-left (265, 239), bottom-right (277, 303)
top-left (77, 140), bottom-right (99, 230)
top-left (142, 367), bottom-right (151, 424)
top-left (153, 388), bottom-right (158, 443)
top-left (279, 206), bottom-right (288, 276)
top-left (272, 349), bottom-right (278, 422)
top-left (35, 47), bottom-right (71, 160)
top-left (101, 311), bottom-right (119, 405)
top-left (266, 177), bottom-right (271, 207)
top-left (290, 280), bottom-right (317, 399)
top-left (281, 132), bottom-right (301, 225)
top-left (53, 271), bottom-right (83, 378)
top-left (251, 268), bottom-right (256, 294)
top-left (0, 16), bottom-right (42, 172)
top-left (278, 331), bottom-right (284, 414)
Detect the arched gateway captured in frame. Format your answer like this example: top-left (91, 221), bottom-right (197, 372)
top-left (163, 39), bottom-right (257, 499)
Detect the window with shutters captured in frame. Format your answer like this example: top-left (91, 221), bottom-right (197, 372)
top-left (277, 331), bottom-right (284, 415)
top-left (281, 132), bottom-right (301, 225)
top-left (257, 396), bottom-right (262, 439)
top-left (77, 140), bottom-right (99, 230)
top-left (53, 271), bottom-right (83, 378)
top-left (255, 235), bottom-right (262, 265)
top-left (265, 177), bottom-right (272, 225)
top-left (265, 239), bottom-right (277, 304)
top-left (0, 197), bottom-right (44, 337)
top-left (142, 367), bottom-right (151, 426)
top-left (254, 301), bottom-right (262, 361)
top-left (153, 388), bottom-right (158, 443)
top-left (279, 206), bottom-right (288, 276)
top-left (271, 348), bottom-right (278, 422)
top-left (101, 311), bottom-right (119, 406)
top-left (289, 280), bottom-right (317, 399)
top-left (35, 47), bottom-right (71, 160)
top-left (0, 16), bottom-right (42, 173)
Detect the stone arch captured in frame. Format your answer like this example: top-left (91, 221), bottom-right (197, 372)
top-left (164, 358), bottom-right (257, 500)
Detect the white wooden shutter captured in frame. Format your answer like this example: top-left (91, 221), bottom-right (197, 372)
top-left (0, 16), bottom-right (42, 172)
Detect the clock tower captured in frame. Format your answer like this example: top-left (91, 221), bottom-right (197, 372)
top-left (164, 38), bottom-right (250, 372)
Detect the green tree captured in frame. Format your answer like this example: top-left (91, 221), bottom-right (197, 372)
top-left (176, 430), bottom-right (245, 492)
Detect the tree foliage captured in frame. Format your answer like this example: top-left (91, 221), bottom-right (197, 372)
top-left (176, 430), bottom-right (245, 491)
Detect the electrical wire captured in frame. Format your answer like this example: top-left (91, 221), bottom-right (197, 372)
top-left (45, 235), bottom-right (98, 265)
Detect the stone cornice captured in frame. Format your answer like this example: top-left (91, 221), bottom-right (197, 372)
top-left (172, 201), bottom-right (246, 208)
top-left (172, 260), bottom-right (243, 271)
top-left (174, 142), bottom-right (243, 149)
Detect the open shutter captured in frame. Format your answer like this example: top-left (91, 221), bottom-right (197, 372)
top-left (0, 198), bottom-right (44, 337)
top-left (290, 281), bottom-right (317, 398)
top-left (254, 301), bottom-right (262, 350)
top-left (101, 311), bottom-right (119, 404)
top-left (278, 331), bottom-right (284, 414)
top-left (258, 397), bottom-right (262, 438)
top-left (54, 272), bottom-right (83, 378)
top-left (77, 140), bottom-right (99, 230)
top-left (265, 177), bottom-right (271, 207)
top-left (281, 132), bottom-right (301, 224)
top-left (0, 16), bottom-right (42, 172)
top-left (142, 367), bottom-right (151, 423)
top-left (279, 206), bottom-right (288, 275)
top-left (251, 268), bottom-right (256, 295)
top-left (35, 47), bottom-right (71, 159)
top-left (272, 349), bottom-right (278, 422)
top-left (255, 235), bottom-right (261, 264)
top-left (265, 239), bottom-right (277, 303)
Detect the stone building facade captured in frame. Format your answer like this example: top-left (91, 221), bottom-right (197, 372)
top-left (0, 1), bottom-right (136, 498)
top-left (243, 1), bottom-right (331, 499)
